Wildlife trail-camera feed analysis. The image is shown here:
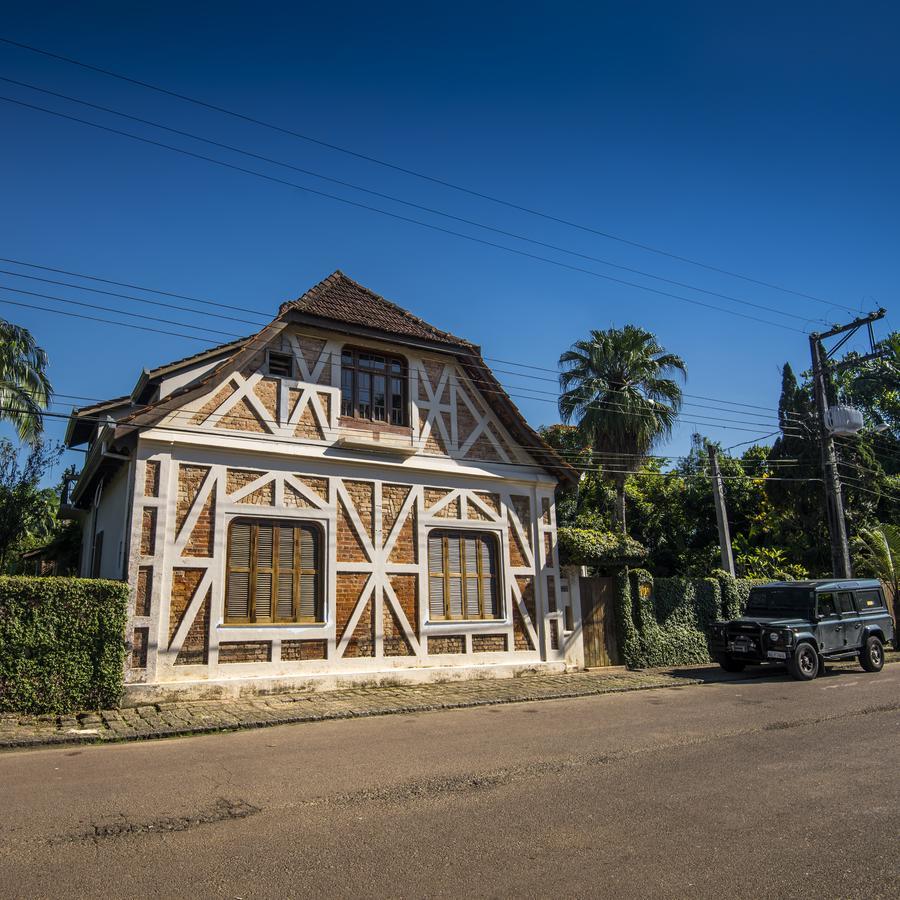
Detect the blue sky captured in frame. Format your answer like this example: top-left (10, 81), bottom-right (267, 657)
top-left (1, 1), bottom-right (897, 482)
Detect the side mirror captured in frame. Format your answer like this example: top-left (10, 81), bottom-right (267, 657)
top-left (815, 613), bottom-right (825, 621)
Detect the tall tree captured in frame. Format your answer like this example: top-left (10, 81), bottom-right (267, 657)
top-left (0, 318), bottom-right (52, 443)
top-left (558, 325), bottom-right (686, 532)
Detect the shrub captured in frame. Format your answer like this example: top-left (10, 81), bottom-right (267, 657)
top-left (0, 576), bottom-right (128, 714)
top-left (558, 527), bottom-right (647, 571)
top-left (616, 571), bottom-right (764, 668)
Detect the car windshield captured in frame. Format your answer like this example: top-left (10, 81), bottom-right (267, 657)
top-left (745, 587), bottom-right (813, 617)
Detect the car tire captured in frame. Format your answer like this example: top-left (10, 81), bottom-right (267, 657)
top-left (716, 654), bottom-right (746, 673)
top-left (788, 643), bottom-right (819, 681)
top-left (859, 636), bottom-right (884, 673)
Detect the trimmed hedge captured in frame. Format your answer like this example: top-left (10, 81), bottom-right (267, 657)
top-left (558, 526), bottom-right (648, 571)
top-left (0, 577), bottom-right (128, 714)
top-left (617, 571), bottom-right (763, 669)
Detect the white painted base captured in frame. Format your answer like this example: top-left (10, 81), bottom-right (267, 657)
top-left (122, 659), bottom-right (571, 706)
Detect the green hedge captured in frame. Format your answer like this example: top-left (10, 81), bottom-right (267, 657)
top-left (616, 571), bottom-right (762, 668)
top-left (558, 527), bottom-right (648, 571)
top-left (0, 577), bottom-right (128, 714)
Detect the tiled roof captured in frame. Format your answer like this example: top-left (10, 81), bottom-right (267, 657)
top-left (280, 271), bottom-right (473, 348)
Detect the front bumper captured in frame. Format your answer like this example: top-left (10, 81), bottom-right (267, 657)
top-left (710, 630), bottom-right (794, 663)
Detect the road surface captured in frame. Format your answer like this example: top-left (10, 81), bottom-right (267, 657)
top-left (0, 666), bottom-right (897, 898)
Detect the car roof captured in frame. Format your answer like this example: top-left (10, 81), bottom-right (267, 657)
top-left (758, 579), bottom-right (882, 591)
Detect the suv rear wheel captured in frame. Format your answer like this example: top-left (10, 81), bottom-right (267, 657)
top-left (859, 636), bottom-right (884, 673)
top-left (716, 654), bottom-right (746, 673)
top-left (788, 643), bottom-right (819, 681)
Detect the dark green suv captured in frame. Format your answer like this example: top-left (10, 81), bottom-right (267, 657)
top-left (709, 579), bottom-right (894, 681)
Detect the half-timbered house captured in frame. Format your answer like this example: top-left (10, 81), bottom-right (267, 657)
top-left (65, 271), bottom-right (583, 699)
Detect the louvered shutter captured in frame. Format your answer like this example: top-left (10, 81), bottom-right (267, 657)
top-left (276, 526), bottom-right (295, 620)
top-left (447, 535), bottom-right (463, 617)
top-left (464, 536), bottom-right (480, 617)
top-left (255, 524), bottom-right (274, 620)
top-left (226, 522), bottom-right (252, 620)
top-left (428, 533), bottom-right (445, 618)
top-left (480, 538), bottom-right (498, 617)
top-left (298, 526), bottom-right (319, 620)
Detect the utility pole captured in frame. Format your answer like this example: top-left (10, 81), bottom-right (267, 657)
top-left (808, 308), bottom-right (886, 579)
top-left (707, 445), bottom-right (735, 576)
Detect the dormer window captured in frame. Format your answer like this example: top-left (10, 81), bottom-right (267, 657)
top-left (340, 348), bottom-right (407, 426)
top-left (267, 351), bottom-right (294, 378)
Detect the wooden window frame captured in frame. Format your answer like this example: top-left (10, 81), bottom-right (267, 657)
top-left (267, 350), bottom-right (294, 379)
top-left (427, 529), bottom-right (502, 622)
top-left (224, 517), bottom-right (324, 625)
top-left (339, 346), bottom-right (408, 426)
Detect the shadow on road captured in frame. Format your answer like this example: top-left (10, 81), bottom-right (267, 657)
top-left (658, 661), bottom-right (871, 685)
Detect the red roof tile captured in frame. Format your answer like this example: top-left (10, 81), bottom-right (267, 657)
top-left (280, 271), bottom-right (473, 348)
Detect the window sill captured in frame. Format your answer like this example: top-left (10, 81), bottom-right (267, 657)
top-left (336, 421), bottom-right (417, 456)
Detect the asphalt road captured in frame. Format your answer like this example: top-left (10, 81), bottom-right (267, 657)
top-left (0, 666), bottom-right (897, 899)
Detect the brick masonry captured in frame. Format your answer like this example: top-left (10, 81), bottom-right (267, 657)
top-left (428, 635), bottom-right (466, 654)
top-left (135, 567), bottom-right (152, 617)
top-left (282, 640), bottom-right (328, 661)
top-left (219, 641), bottom-right (272, 664)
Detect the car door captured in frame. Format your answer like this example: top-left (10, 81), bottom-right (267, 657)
top-left (816, 592), bottom-right (843, 654)
top-left (837, 591), bottom-right (859, 649)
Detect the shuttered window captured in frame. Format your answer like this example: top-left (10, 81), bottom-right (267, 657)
top-left (225, 519), bottom-right (322, 624)
top-left (427, 530), bottom-right (500, 621)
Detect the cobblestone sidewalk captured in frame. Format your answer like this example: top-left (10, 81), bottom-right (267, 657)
top-left (2, 653), bottom-right (895, 751)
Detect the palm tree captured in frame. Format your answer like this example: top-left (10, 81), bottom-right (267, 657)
top-left (0, 319), bottom-right (52, 443)
top-left (853, 524), bottom-right (899, 646)
top-left (559, 325), bottom-right (686, 532)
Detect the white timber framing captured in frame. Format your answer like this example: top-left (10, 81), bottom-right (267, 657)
top-left (117, 322), bottom-right (575, 686)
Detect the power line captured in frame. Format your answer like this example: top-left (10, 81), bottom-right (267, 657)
top-left (0, 289), bottom-right (802, 433)
top-left (28, 403), bottom-right (824, 482)
top-left (0, 257), bottom-right (811, 428)
top-left (0, 75), bottom-right (828, 328)
top-left (0, 93), bottom-right (808, 334)
top-left (0, 257), bottom-right (816, 416)
top-left (0, 35), bottom-right (856, 314)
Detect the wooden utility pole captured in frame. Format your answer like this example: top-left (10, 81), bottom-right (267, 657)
top-left (808, 308), bottom-right (886, 579)
top-left (809, 336), bottom-right (851, 578)
top-left (707, 445), bottom-right (735, 576)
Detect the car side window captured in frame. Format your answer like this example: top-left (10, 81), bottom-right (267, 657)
top-left (855, 589), bottom-right (884, 612)
top-left (818, 593), bottom-right (836, 617)
top-left (837, 592), bottom-right (855, 614)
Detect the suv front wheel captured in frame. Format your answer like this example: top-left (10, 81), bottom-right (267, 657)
top-left (788, 643), bottom-right (820, 681)
top-left (859, 636), bottom-right (884, 673)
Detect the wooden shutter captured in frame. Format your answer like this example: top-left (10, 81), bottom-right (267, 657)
top-left (254, 524), bottom-right (274, 620)
top-left (428, 533), bottom-right (445, 618)
top-left (298, 526), bottom-right (319, 620)
top-left (276, 525), bottom-right (295, 620)
top-left (226, 522), bottom-right (252, 620)
top-left (464, 535), bottom-right (480, 617)
top-left (225, 520), bottom-right (321, 624)
top-left (480, 537), bottom-right (498, 617)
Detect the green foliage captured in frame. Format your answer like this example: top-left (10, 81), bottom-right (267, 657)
top-left (558, 325), bottom-right (686, 530)
top-left (0, 576), bottom-right (128, 714)
top-left (853, 522), bottom-right (899, 598)
top-left (732, 540), bottom-right (808, 581)
top-left (0, 439), bottom-right (66, 572)
top-left (614, 571), bottom-right (762, 668)
top-left (0, 318), bottom-right (53, 444)
top-left (557, 526), bottom-right (647, 570)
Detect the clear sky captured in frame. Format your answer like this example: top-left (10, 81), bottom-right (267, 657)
top-left (1, 1), bottom-right (897, 482)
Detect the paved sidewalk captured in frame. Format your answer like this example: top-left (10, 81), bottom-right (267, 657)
top-left (2, 653), bottom-right (896, 751)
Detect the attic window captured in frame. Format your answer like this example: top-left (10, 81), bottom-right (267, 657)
top-left (267, 352), bottom-right (294, 379)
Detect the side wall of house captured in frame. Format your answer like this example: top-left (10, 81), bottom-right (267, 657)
top-left (80, 461), bottom-right (134, 580)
